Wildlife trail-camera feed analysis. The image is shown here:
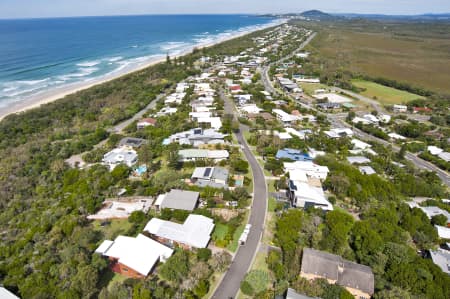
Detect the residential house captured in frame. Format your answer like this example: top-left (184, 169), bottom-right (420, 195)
top-left (239, 104), bottom-right (263, 114)
top-left (163, 128), bottom-right (226, 146)
top-left (388, 132), bottom-right (406, 141)
top-left (191, 167), bottom-right (229, 189)
top-left (272, 109), bottom-right (299, 126)
top-left (359, 166), bottom-right (376, 175)
top-left (178, 149), bottom-right (229, 162)
top-left (300, 248), bottom-right (374, 299)
top-left (284, 161), bottom-right (329, 180)
top-left (378, 114), bottom-right (391, 123)
top-left (418, 206), bottom-right (450, 227)
top-left (429, 249), bottom-right (450, 275)
top-left (286, 288), bottom-right (317, 299)
top-left (276, 148), bottom-right (313, 161)
top-left (287, 179), bottom-right (333, 211)
top-left (393, 104), bottom-right (407, 113)
top-left (103, 147), bottom-right (138, 170)
top-left (137, 118), bottom-right (157, 129)
top-left (413, 107), bottom-right (432, 114)
top-left (156, 189), bottom-right (200, 211)
top-left (165, 92), bottom-right (186, 105)
top-left (435, 225), bottom-right (450, 239)
top-left (313, 93), bottom-right (352, 103)
top-left (119, 137), bottom-right (147, 148)
top-left (351, 117), bottom-right (372, 125)
top-left (95, 234), bottom-right (173, 278)
top-left (197, 117), bottom-right (222, 130)
top-left (363, 114), bottom-right (379, 124)
top-left (347, 156), bottom-right (371, 165)
top-left (317, 102), bottom-right (341, 110)
top-left (175, 82), bottom-right (190, 93)
top-left (324, 128), bottom-right (353, 138)
top-left (0, 287), bottom-right (20, 299)
top-left (274, 131), bottom-right (293, 140)
top-left (156, 107), bottom-right (178, 117)
top-left (144, 214), bottom-right (215, 249)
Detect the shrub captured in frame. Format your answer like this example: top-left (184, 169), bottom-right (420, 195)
top-left (240, 280), bottom-right (254, 296)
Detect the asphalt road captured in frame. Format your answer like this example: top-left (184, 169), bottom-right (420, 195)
top-left (108, 93), bottom-right (164, 133)
top-left (212, 90), bottom-right (268, 299)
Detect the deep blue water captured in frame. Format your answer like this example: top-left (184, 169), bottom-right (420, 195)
top-left (0, 15), bottom-right (277, 107)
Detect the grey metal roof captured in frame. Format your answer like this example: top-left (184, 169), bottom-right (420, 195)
top-left (301, 248), bottom-right (340, 280)
top-left (286, 288), bottom-right (318, 299)
top-left (160, 189), bottom-right (200, 211)
top-left (301, 248), bottom-right (374, 295)
top-left (118, 137), bottom-right (147, 148)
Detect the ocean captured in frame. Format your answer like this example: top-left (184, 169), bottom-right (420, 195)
top-left (0, 15), bottom-right (277, 109)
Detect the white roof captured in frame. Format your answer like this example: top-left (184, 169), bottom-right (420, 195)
top-left (388, 133), bottom-right (406, 140)
top-left (428, 146), bottom-right (443, 155)
top-left (144, 214), bottom-right (215, 248)
top-left (285, 127), bottom-right (304, 138)
top-left (347, 156), bottom-right (371, 164)
top-left (351, 139), bottom-right (371, 150)
top-left (98, 234), bottom-right (173, 276)
top-left (435, 225), bottom-right (450, 239)
top-left (95, 240), bottom-right (114, 254)
top-left (438, 152), bottom-right (450, 162)
top-left (189, 111), bottom-right (212, 119)
top-left (359, 166), bottom-right (376, 175)
top-left (363, 114), bottom-right (379, 123)
top-left (313, 93), bottom-right (352, 103)
top-left (102, 147), bottom-right (138, 169)
top-left (240, 104), bottom-right (263, 114)
top-left (207, 150), bottom-right (229, 159)
top-left (324, 128), bottom-right (353, 138)
top-left (289, 169), bottom-right (308, 182)
top-left (275, 131), bottom-right (293, 140)
top-left (430, 249), bottom-right (450, 274)
top-left (272, 109), bottom-right (298, 122)
top-left (352, 116), bottom-right (372, 125)
top-left (284, 161), bottom-right (329, 179)
top-left (0, 287), bottom-right (20, 299)
top-left (155, 194), bottom-right (166, 206)
top-left (197, 117), bottom-right (222, 129)
top-left (292, 182), bottom-right (333, 211)
top-left (419, 206), bottom-right (450, 222)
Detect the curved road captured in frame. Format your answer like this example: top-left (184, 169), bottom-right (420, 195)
top-left (212, 91), bottom-right (268, 299)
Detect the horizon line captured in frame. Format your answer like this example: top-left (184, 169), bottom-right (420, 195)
top-left (1, 11), bottom-right (449, 21)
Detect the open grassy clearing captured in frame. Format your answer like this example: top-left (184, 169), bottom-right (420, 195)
top-left (352, 79), bottom-right (424, 104)
top-left (304, 21), bottom-right (450, 94)
top-left (300, 82), bottom-right (329, 96)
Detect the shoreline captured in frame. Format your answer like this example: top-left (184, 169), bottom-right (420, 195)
top-left (0, 19), bottom-right (284, 121)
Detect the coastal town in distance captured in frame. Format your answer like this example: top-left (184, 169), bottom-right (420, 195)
top-left (0, 3), bottom-right (449, 299)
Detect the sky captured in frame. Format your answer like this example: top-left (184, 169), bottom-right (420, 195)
top-left (0, 0), bottom-right (449, 19)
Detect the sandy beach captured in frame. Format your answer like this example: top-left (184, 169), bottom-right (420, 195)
top-left (0, 19), bottom-right (284, 121)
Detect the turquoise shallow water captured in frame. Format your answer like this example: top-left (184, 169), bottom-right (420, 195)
top-left (0, 15), bottom-right (276, 107)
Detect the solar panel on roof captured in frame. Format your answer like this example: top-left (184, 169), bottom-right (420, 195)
top-left (204, 167), bottom-right (212, 177)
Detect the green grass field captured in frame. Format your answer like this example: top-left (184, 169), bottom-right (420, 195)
top-left (300, 82), bottom-right (329, 96)
top-left (352, 79), bottom-right (424, 104)
top-left (227, 224), bottom-right (245, 252)
top-left (212, 223), bottom-right (229, 241)
top-left (303, 21), bottom-right (450, 94)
